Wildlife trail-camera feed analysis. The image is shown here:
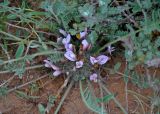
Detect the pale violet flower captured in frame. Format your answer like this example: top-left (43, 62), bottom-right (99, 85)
top-left (146, 57), bottom-right (160, 68)
top-left (76, 60), bottom-right (83, 68)
top-left (79, 28), bottom-right (87, 39)
top-left (44, 60), bottom-right (59, 70)
top-left (89, 73), bottom-right (98, 82)
top-left (90, 55), bottom-right (109, 65)
top-left (62, 34), bottom-right (71, 45)
top-left (90, 56), bottom-right (98, 65)
top-left (53, 70), bottom-right (62, 77)
top-left (44, 60), bottom-right (62, 77)
top-left (59, 29), bottom-right (67, 36)
top-left (64, 51), bottom-right (77, 61)
top-left (107, 45), bottom-right (115, 55)
top-left (80, 31), bottom-right (87, 39)
top-left (65, 43), bottom-right (73, 51)
top-left (82, 39), bottom-right (89, 51)
top-left (96, 55), bottom-right (109, 65)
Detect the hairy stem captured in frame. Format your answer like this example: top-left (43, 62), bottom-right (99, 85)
top-left (0, 64), bottom-right (44, 74)
top-left (54, 80), bottom-right (74, 114)
top-left (0, 51), bottom-right (61, 66)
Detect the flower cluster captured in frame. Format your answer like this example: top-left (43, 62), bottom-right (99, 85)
top-left (61, 29), bottom-right (89, 70)
top-left (44, 29), bottom-right (115, 82)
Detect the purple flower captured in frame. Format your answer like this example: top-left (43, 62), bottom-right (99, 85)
top-left (44, 60), bottom-right (59, 70)
top-left (64, 51), bottom-right (77, 61)
top-left (89, 73), bottom-right (98, 82)
top-left (53, 70), bottom-right (62, 77)
top-left (146, 57), bottom-right (160, 68)
top-left (65, 43), bottom-right (73, 51)
top-left (82, 39), bottom-right (89, 51)
top-left (80, 31), bottom-right (87, 39)
top-left (90, 56), bottom-right (98, 65)
top-left (44, 60), bottom-right (62, 77)
top-left (62, 34), bottom-right (71, 45)
top-left (107, 45), bottom-right (115, 55)
top-left (59, 29), bottom-right (67, 36)
top-left (96, 55), bottom-right (110, 65)
top-left (79, 28), bottom-right (87, 39)
top-left (76, 60), bottom-right (83, 68)
top-left (90, 55), bottom-right (109, 65)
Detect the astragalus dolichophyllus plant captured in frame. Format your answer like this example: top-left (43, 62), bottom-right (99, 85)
top-left (44, 29), bottom-right (111, 82)
top-left (43, 29), bottom-right (118, 114)
top-left (0, 0), bottom-right (160, 114)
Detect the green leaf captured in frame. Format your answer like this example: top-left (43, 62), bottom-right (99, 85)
top-left (136, 50), bottom-right (144, 58)
top-left (96, 94), bottom-right (114, 103)
top-left (98, 0), bottom-right (111, 6)
top-left (108, 6), bottom-right (128, 15)
top-left (0, 59), bottom-right (3, 65)
top-left (38, 104), bottom-right (46, 114)
top-left (48, 51), bottom-right (64, 63)
top-left (7, 14), bottom-right (17, 20)
top-left (145, 52), bottom-right (153, 61)
top-left (15, 42), bottom-right (25, 59)
top-left (132, 4), bottom-right (141, 13)
top-left (48, 95), bottom-right (56, 106)
top-left (125, 50), bottom-right (133, 61)
top-left (131, 71), bottom-right (139, 85)
top-left (126, 24), bottom-right (136, 40)
top-left (114, 62), bottom-right (121, 72)
top-left (124, 66), bottom-right (129, 83)
top-left (142, 39), bottom-right (150, 47)
top-left (155, 37), bottom-right (160, 48)
top-left (79, 81), bottom-right (107, 114)
top-left (25, 11), bottom-right (47, 17)
top-left (128, 61), bottom-right (136, 70)
top-left (78, 3), bottom-right (94, 17)
top-left (0, 0), bottom-right (10, 6)
top-left (88, 31), bottom-right (98, 45)
top-left (156, 51), bottom-right (160, 57)
top-left (0, 86), bottom-right (8, 96)
top-left (68, 29), bottom-right (77, 35)
top-left (142, 0), bottom-right (152, 9)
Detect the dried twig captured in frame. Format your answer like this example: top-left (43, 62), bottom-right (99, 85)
top-left (8, 74), bottom-right (49, 93)
top-left (0, 75), bottom-right (15, 87)
top-left (5, 22), bottom-right (57, 36)
top-left (54, 80), bottom-right (74, 114)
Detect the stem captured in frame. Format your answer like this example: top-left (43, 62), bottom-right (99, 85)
top-left (97, 29), bottom-right (142, 53)
top-left (125, 82), bottom-right (128, 112)
top-left (98, 81), bottom-right (105, 114)
top-left (127, 90), bottom-right (149, 101)
top-left (29, 25), bottom-right (48, 50)
top-left (5, 22), bottom-right (57, 36)
top-left (49, 9), bottom-right (61, 25)
top-left (0, 30), bottom-right (22, 41)
top-left (0, 51), bottom-right (60, 66)
top-left (97, 20), bottom-right (160, 53)
top-left (0, 64), bottom-right (44, 74)
top-left (0, 43), bottom-right (10, 60)
top-left (100, 82), bottom-right (128, 114)
top-left (133, 95), bottom-right (145, 114)
top-left (54, 80), bottom-right (74, 114)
